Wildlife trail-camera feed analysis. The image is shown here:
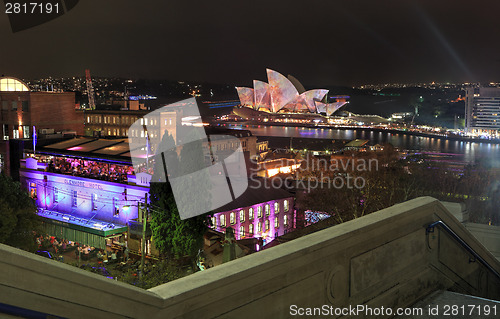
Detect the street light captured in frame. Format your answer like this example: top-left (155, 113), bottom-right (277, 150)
top-left (122, 193), bottom-right (148, 279)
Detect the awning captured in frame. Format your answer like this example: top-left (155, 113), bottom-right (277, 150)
top-left (40, 217), bottom-right (128, 249)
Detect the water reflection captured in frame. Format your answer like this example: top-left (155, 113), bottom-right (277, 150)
top-left (226, 124), bottom-right (500, 167)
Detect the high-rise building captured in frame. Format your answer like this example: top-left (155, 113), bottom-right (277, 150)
top-left (465, 87), bottom-right (500, 136)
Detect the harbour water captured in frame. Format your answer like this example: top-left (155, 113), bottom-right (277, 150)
top-left (223, 124), bottom-right (500, 167)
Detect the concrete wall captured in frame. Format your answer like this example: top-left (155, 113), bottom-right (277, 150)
top-left (1, 197), bottom-right (499, 318)
top-left (465, 222), bottom-right (500, 261)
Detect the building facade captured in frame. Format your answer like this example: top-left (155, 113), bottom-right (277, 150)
top-left (0, 76), bottom-right (83, 173)
top-left (18, 138), bottom-right (150, 249)
top-left (465, 87), bottom-right (500, 136)
top-left (210, 178), bottom-right (295, 245)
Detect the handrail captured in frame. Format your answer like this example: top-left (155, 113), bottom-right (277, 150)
top-left (426, 220), bottom-right (500, 279)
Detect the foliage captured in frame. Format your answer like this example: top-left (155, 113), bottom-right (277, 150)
top-left (296, 147), bottom-right (500, 226)
top-left (0, 173), bottom-right (41, 251)
top-left (148, 130), bottom-right (210, 260)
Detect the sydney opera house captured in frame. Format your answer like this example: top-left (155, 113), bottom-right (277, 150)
top-left (234, 69), bottom-right (348, 121)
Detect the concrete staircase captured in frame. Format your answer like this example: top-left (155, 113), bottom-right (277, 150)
top-left (396, 290), bottom-right (500, 318)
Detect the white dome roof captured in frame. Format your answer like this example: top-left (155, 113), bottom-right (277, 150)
top-left (0, 77), bottom-right (30, 92)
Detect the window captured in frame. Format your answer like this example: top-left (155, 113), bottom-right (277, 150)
top-left (12, 128), bottom-right (19, 139)
top-left (220, 215), bottom-right (226, 227)
top-left (230, 212), bottom-right (236, 225)
top-left (274, 202), bottom-right (279, 214)
top-left (284, 215), bottom-right (288, 226)
top-left (239, 209), bottom-right (245, 222)
top-left (1, 101), bottom-right (8, 110)
top-left (29, 182), bottom-right (37, 199)
top-left (257, 222), bottom-right (262, 232)
top-left (92, 193), bottom-right (98, 210)
top-left (72, 190), bottom-right (77, 207)
top-left (113, 198), bottom-right (119, 217)
top-left (249, 207), bottom-right (254, 220)
top-left (2, 124), bottom-right (8, 140)
top-left (240, 225), bottom-right (245, 237)
top-left (249, 224), bottom-right (254, 234)
top-left (21, 101), bottom-right (29, 112)
top-left (274, 216), bottom-right (279, 228)
top-left (265, 204), bottom-right (270, 216)
top-left (284, 200), bottom-right (289, 212)
top-left (257, 206), bottom-right (262, 218)
top-left (11, 101), bottom-right (17, 111)
top-left (211, 216), bottom-right (216, 229)
top-left (265, 219), bottom-right (270, 231)
top-left (53, 188), bottom-right (58, 202)
top-left (22, 125), bottom-right (29, 139)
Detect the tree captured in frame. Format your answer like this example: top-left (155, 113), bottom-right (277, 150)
top-left (148, 130), bottom-right (210, 260)
top-left (0, 173), bottom-right (41, 251)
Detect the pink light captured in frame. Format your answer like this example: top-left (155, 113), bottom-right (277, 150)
top-left (68, 146), bottom-right (83, 151)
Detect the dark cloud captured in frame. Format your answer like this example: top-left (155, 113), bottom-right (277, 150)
top-left (1, 0), bottom-right (499, 86)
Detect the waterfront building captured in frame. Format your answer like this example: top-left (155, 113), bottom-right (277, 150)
top-left (236, 69), bottom-right (348, 116)
top-left (465, 87), bottom-right (500, 136)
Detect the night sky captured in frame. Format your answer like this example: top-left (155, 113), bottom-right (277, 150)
top-left (1, 0), bottom-right (499, 86)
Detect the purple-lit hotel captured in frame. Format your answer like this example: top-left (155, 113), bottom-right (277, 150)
top-left (210, 178), bottom-right (295, 245)
top-left (19, 137), bottom-right (151, 249)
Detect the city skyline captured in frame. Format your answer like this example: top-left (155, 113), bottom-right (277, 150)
top-left (1, 0), bottom-right (500, 86)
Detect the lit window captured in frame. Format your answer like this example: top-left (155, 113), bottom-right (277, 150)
top-left (230, 212), bottom-right (236, 225)
top-left (284, 215), bottom-right (288, 226)
top-left (284, 200), bottom-right (289, 212)
top-left (113, 198), bottom-right (119, 217)
top-left (92, 193), bottom-right (98, 210)
top-left (257, 222), bottom-right (262, 232)
top-left (257, 206), bottom-right (262, 218)
top-left (249, 207), bottom-right (254, 220)
top-left (274, 202), bottom-right (279, 214)
top-left (239, 209), bottom-right (245, 222)
top-left (29, 182), bottom-right (37, 199)
top-left (22, 125), bottom-right (29, 139)
top-left (220, 215), bottom-right (226, 227)
top-left (53, 188), bottom-right (58, 203)
top-left (211, 216), bottom-right (216, 229)
top-left (265, 204), bottom-right (270, 216)
top-left (240, 225), bottom-right (245, 237)
top-left (249, 224), bottom-right (254, 234)
top-left (72, 190), bottom-right (77, 207)
top-left (265, 220), bottom-right (269, 230)
top-left (274, 217), bottom-right (279, 228)
top-left (13, 129), bottom-right (19, 139)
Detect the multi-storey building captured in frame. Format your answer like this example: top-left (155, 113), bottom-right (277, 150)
top-left (19, 137), bottom-right (151, 250)
top-left (465, 87), bottom-right (500, 136)
top-left (0, 76), bottom-right (84, 173)
top-left (210, 178), bottom-right (295, 245)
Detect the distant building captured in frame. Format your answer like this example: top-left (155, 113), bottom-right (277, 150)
top-left (343, 139), bottom-right (369, 151)
top-left (465, 87), bottom-right (500, 136)
top-left (0, 76), bottom-right (83, 173)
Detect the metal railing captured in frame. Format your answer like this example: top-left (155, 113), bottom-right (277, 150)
top-left (426, 220), bottom-right (500, 279)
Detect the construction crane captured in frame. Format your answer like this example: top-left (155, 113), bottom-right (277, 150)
top-left (85, 69), bottom-right (96, 109)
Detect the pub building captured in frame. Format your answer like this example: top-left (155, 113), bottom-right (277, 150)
top-left (19, 137), bottom-right (152, 251)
